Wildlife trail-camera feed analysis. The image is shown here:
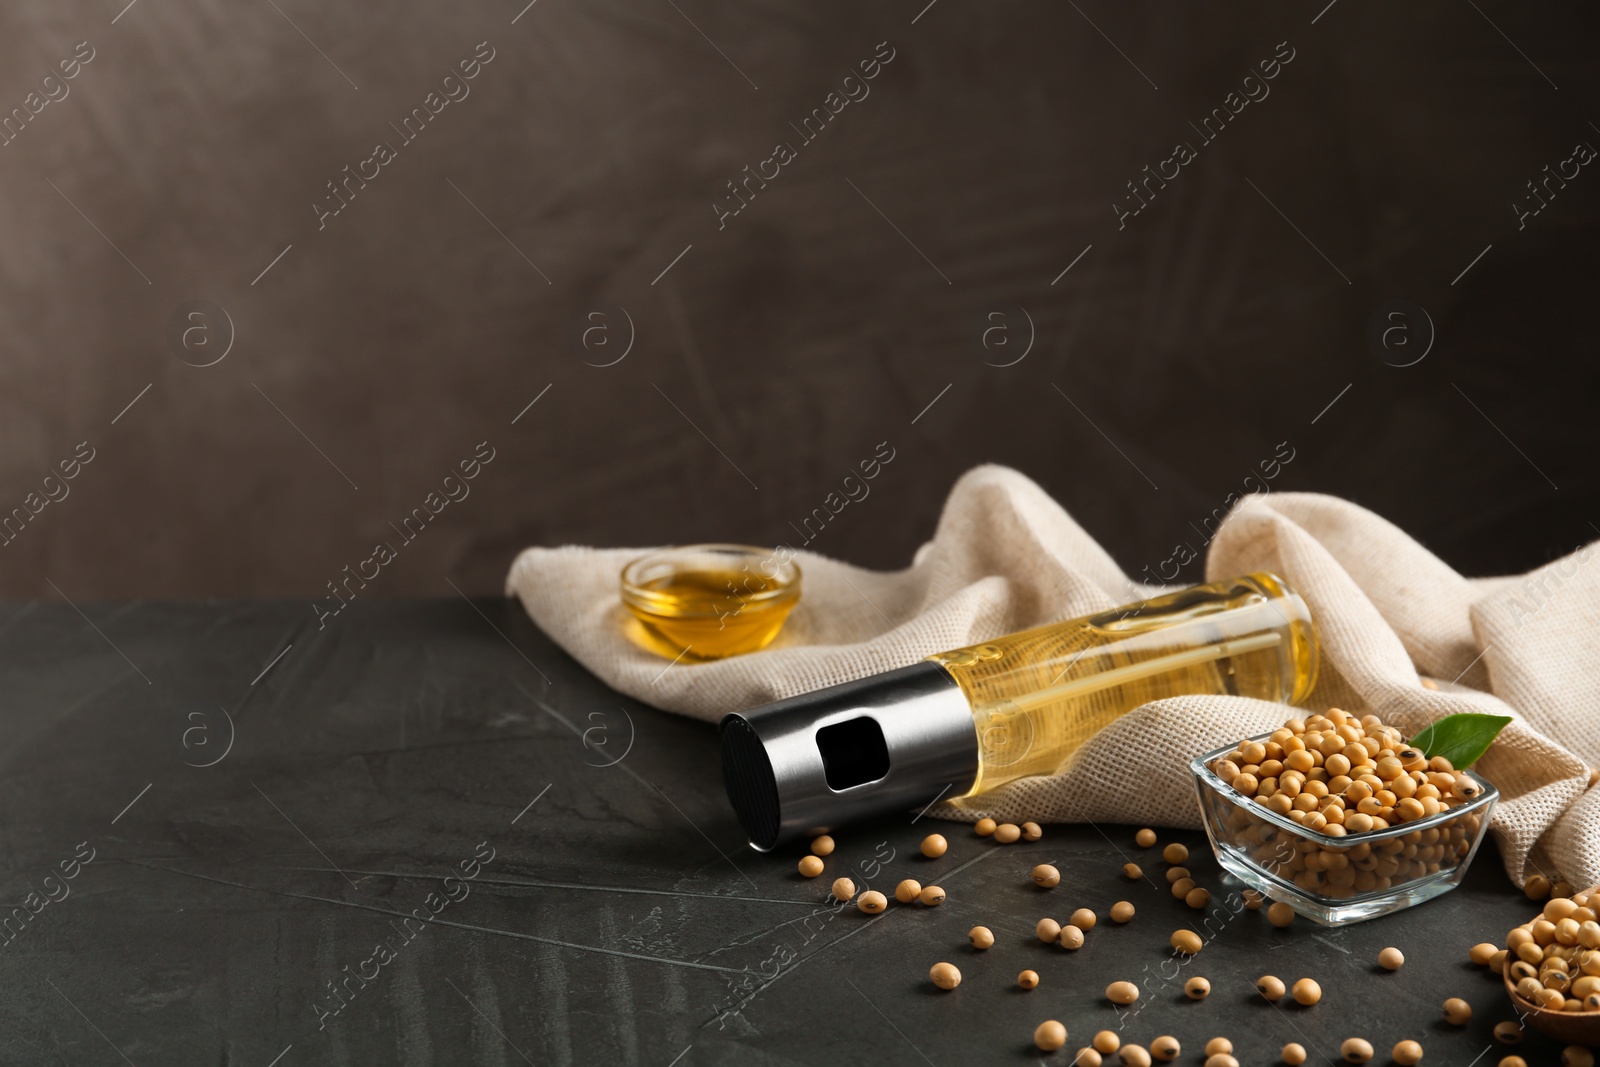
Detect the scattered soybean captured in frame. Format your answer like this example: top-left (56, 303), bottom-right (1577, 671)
top-left (1292, 978), bottom-right (1322, 1006)
top-left (1340, 1037), bottom-right (1374, 1063)
top-left (1106, 980), bottom-right (1139, 1005)
top-left (1171, 930), bottom-right (1203, 955)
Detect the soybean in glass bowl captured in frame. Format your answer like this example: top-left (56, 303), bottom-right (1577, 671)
top-left (1191, 734), bottom-right (1498, 925)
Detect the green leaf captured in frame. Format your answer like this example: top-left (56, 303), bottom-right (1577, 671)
top-left (1409, 713), bottom-right (1512, 769)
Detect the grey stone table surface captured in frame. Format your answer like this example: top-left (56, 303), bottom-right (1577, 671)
top-left (0, 598), bottom-right (1560, 1066)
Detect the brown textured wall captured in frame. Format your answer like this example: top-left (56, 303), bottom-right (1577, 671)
top-left (1, 0), bottom-right (1595, 600)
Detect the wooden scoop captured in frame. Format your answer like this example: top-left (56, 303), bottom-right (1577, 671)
top-left (1504, 885), bottom-right (1600, 1045)
top-left (1504, 969), bottom-right (1600, 1045)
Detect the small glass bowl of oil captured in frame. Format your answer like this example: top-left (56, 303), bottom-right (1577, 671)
top-left (620, 544), bottom-right (801, 661)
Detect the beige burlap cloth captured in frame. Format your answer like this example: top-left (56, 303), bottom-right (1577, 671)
top-left (507, 465), bottom-right (1600, 887)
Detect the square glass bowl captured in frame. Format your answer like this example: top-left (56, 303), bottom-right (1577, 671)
top-left (1191, 735), bottom-right (1498, 925)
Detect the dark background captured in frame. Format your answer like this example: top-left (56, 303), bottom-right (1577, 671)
top-left (2, 0), bottom-right (1596, 602)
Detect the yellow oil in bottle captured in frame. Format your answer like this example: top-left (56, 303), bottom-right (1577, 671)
top-left (931, 573), bottom-right (1318, 796)
top-left (621, 550), bottom-right (801, 660)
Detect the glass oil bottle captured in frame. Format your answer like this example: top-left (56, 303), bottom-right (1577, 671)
top-left (721, 572), bottom-right (1317, 849)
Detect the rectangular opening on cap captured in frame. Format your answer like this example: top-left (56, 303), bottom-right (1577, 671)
top-left (816, 716), bottom-right (890, 791)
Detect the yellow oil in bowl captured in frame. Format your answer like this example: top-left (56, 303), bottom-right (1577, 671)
top-left (621, 544), bottom-right (800, 660)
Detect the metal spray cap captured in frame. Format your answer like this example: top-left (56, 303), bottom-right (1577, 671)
top-left (719, 661), bottom-right (979, 851)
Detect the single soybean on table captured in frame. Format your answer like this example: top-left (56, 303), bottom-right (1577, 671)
top-left (0, 598), bottom-right (1550, 1065)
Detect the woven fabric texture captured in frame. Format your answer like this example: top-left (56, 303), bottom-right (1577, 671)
top-left (507, 465), bottom-right (1599, 887)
